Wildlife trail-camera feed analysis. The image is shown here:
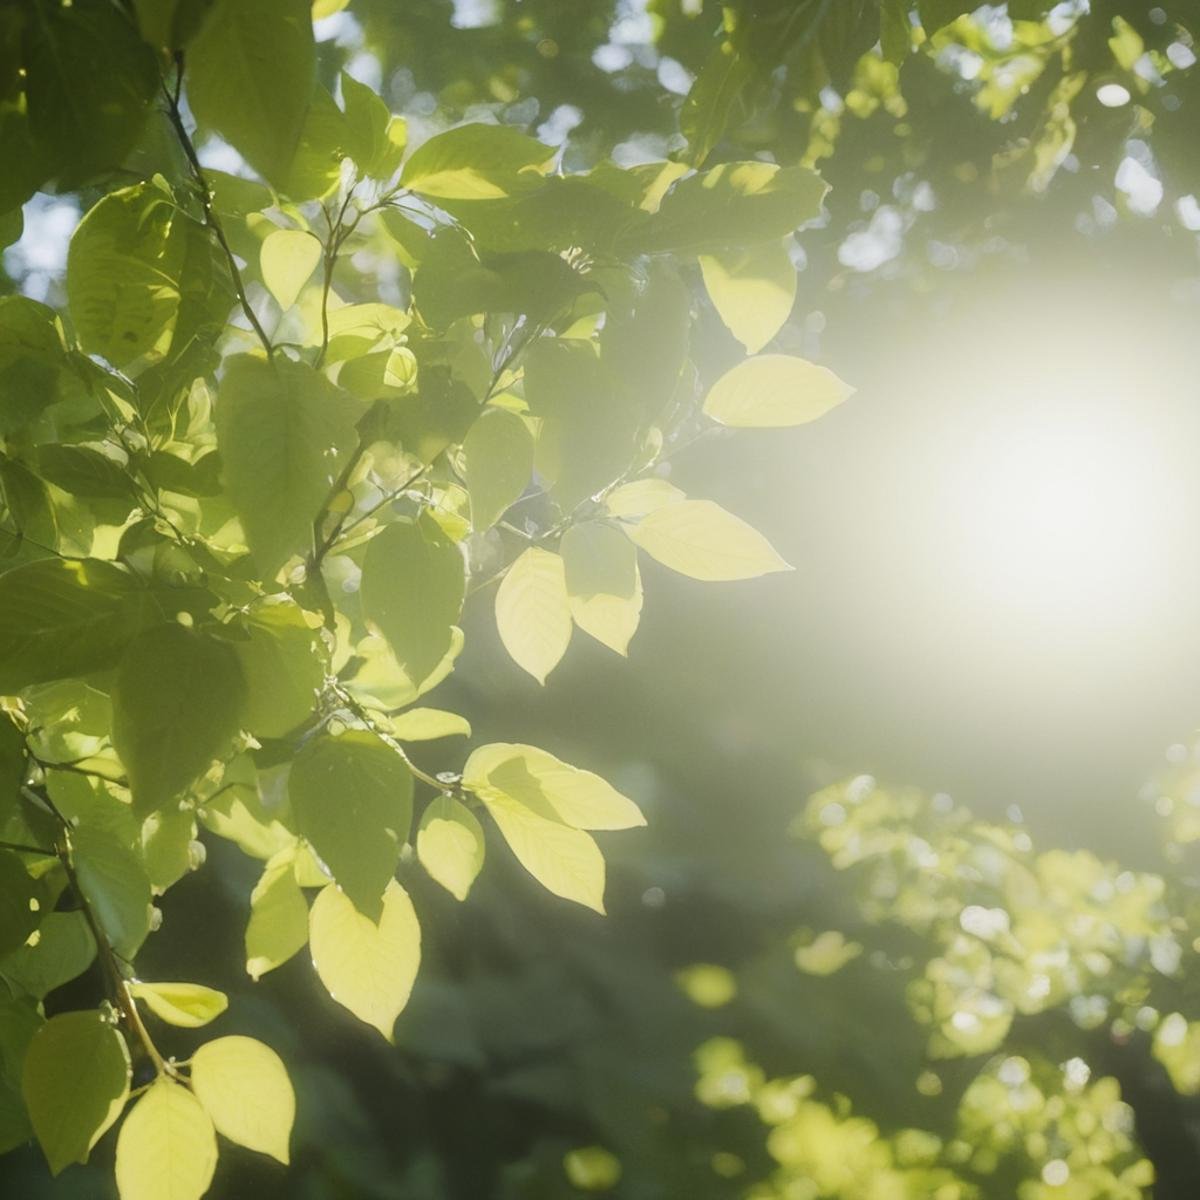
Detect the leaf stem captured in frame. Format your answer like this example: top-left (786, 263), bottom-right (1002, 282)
top-left (327, 681), bottom-right (450, 791)
top-left (161, 59), bottom-right (274, 358)
top-left (25, 780), bottom-right (170, 1075)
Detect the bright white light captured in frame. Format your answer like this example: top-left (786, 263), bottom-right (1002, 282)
top-left (945, 399), bottom-right (1173, 633)
top-left (1097, 82), bottom-right (1131, 107)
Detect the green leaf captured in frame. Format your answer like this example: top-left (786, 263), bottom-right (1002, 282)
top-left (215, 354), bottom-right (358, 576)
top-left (416, 796), bottom-right (485, 901)
top-left (289, 731), bottom-right (412, 921)
top-left (0, 912), bottom-right (96, 999)
top-left (233, 602), bottom-right (325, 740)
top-left (385, 708), bottom-right (471, 742)
top-left (190, 1035), bottom-right (294, 1164)
top-left (129, 983), bottom-right (227, 1028)
top-left (280, 83), bottom-right (348, 200)
top-left (71, 827), bottom-right (153, 961)
top-left (245, 854), bottom-right (309, 981)
top-left (114, 1077), bottom-right (217, 1200)
top-left (699, 240), bottom-right (797, 354)
top-left (880, 0), bottom-right (913, 63)
top-left (603, 478), bottom-right (686, 520)
top-left (22, 1011), bottom-right (130, 1175)
top-left (524, 339), bottom-right (640, 509)
top-left (0, 296), bottom-right (70, 434)
top-left (33, 446), bottom-right (136, 501)
top-left (112, 624), bottom-right (246, 815)
top-left (463, 408), bottom-right (534, 531)
top-left (480, 790), bottom-right (607, 914)
top-left (67, 182), bottom-right (186, 369)
top-left (463, 743), bottom-right (645, 831)
top-left (495, 547), bottom-right (572, 685)
top-left (599, 262), bottom-right (691, 421)
top-left (0, 850), bottom-right (38, 958)
top-left (561, 522), bottom-right (643, 656)
top-left (631, 162), bottom-right (829, 256)
top-left (918, 0), bottom-right (972, 33)
top-left (259, 228), bottom-right (321, 310)
top-left (141, 808), bottom-right (197, 893)
top-left (309, 879), bottom-right (420, 1040)
top-left (341, 72), bottom-right (406, 180)
top-left (187, 0), bottom-right (316, 188)
top-left (360, 517), bottom-right (465, 685)
top-left (681, 40), bottom-right (758, 169)
top-left (0, 558), bottom-right (151, 694)
top-left (401, 124), bottom-right (555, 199)
top-left (628, 499), bottom-right (791, 581)
top-left (22, 0), bottom-right (157, 189)
top-left (702, 354), bottom-right (852, 428)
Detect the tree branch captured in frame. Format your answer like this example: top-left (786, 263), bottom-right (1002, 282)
top-left (161, 62), bottom-right (274, 358)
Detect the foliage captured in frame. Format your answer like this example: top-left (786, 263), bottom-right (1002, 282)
top-left (1, 0), bottom-right (1198, 1198)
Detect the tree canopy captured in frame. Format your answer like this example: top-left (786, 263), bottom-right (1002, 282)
top-left (0, 1), bottom-right (1198, 1198)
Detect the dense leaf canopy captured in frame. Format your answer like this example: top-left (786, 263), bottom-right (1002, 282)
top-left (0, 1), bottom-right (1198, 1198)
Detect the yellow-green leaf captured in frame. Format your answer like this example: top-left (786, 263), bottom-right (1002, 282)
top-left (463, 743), bottom-right (645, 831)
top-left (260, 228), bottom-right (322, 310)
top-left (22, 1011), bottom-right (130, 1175)
top-left (561, 522), bottom-right (643, 656)
top-left (309, 880), bottom-right (420, 1040)
top-left (628, 499), bottom-right (790, 581)
top-left (114, 1077), bottom-right (217, 1200)
top-left (416, 795), bottom-right (485, 901)
top-left (603, 478), bottom-right (686, 520)
top-left (385, 707), bottom-right (471, 741)
top-left (463, 407), bottom-right (534, 531)
top-left (401, 123), bottom-right (555, 200)
top-left (702, 354), bottom-right (852, 428)
top-left (190, 1036), bottom-right (294, 1164)
top-left (129, 983), bottom-right (228, 1029)
top-left (699, 240), bottom-right (796, 354)
top-left (495, 547), bottom-right (571, 684)
top-left (245, 854), bottom-right (309, 981)
top-left (481, 791), bottom-right (606, 914)
top-left (360, 516), bottom-right (465, 686)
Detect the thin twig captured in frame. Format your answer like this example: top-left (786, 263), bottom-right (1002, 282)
top-left (161, 62), bottom-right (274, 357)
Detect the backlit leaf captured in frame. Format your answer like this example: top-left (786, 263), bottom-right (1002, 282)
top-left (0, 558), bottom-right (149, 694)
top-left (699, 240), bottom-right (797, 354)
top-left (289, 732), bottom-right (412, 921)
top-left (385, 708), bottom-right (471, 741)
top-left (260, 229), bottom-right (322, 310)
top-left (360, 517), bottom-right (465, 685)
top-left (71, 827), bottom-right (153, 961)
top-left (495, 548), bottom-right (571, 684)
top-left (603, 478), bottom-right (686, 520)
top-left (67, 183), bottom-right (185, 369)
top-left (463, 408), bottom-right (534, 531)
top-left (111, 624), bottom-right (246, 815)
top-left (114, 1077), bottom-right (217, 1200)
top-left (416, 796), bottom-right (485, 901)
top-left (129, 983), bottom-right (228, 1029)
top-left (215, 354), bottom-right (359, 576)
top-left (22, 1011), bottom-right (130, 1176)
top-left (463, 743), bottom-right (645, 831)
top-left (561, 522), bottom-right (643, 656)
top-left (233, 602), bottom-right (325, 740)
top-left (309, 879), bottom-right (421, 1040)
top-left (245, 855), bottom-right (309, 981)
top-left (481, 791), bottom-right (606, 914)
top-left (628, 499), bottom-right (790, 581)
top-left (190, 1036), bottom-right (294, 1164)
top-left (401, 124), bottom-right (555, 200)
top-left (187, 0), bottom-right (317, 188)
top-left (703, 354), bottom-right (852, 428)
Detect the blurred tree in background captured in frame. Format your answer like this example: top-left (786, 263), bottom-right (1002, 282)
top-left (1, 1), bottom-right (1199, 1198)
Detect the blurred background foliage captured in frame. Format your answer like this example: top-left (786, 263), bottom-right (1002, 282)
top-left (4, 0), bottom-right (1200, 1196)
